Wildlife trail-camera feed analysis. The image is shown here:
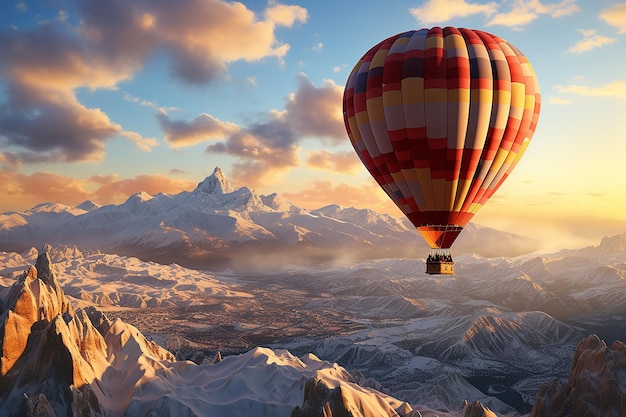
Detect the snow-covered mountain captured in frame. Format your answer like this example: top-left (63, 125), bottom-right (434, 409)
top-left (2, 245), bottom-right (626, 416)
top-left (0, 167), bottom-right (539, 270)
top-left (0, 250), bottom-right (427, 417)
top-left (1, 233), bottom-right (625, 416)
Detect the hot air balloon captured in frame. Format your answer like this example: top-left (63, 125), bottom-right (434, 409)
top-left (343, 27), bottom-right (540, 274)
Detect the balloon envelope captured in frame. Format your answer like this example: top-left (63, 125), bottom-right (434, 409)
top-left (343, 27), bottom-right (541, 249)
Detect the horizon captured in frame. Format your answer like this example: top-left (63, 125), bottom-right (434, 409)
top-left (1, 1), bottom-right (625, 252)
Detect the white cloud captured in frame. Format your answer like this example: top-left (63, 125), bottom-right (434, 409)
top-left (487, 0), bottom-right (579, 28)
top-left (567, 29), bottom-right (616, 54)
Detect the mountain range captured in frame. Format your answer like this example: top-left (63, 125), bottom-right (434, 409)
top-left (1, 246), bottom-right (625, 416)
top-left (0, 167), bottom-right (539, 270)
top-left (2, 168), bottom-right (626, 416)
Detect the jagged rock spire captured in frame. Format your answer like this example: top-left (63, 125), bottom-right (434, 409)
top-left (463, 400), bottom-right (498, 417)
top-left (195, 167), bottom-right (235, 195)
top-left (530, 334), bottom-right (626, 417)
top-left (34, 250), bottom-right (55, 287)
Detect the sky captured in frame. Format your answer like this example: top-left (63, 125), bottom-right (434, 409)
top-left (0, 0), bottom-right (625, 252)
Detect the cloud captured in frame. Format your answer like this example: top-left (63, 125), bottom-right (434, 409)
top-left (410, 0), bottom-right (497, 24)
top-left (487, 0), bottom-right (579, 28)
top-left (567, 29), bottom-right (617, 53)
top-left (280, 74), bottom-right (345, 143)
top-left (206, 119), bottom-right (301, 186)
top-left (600, 2), bottom-right (626, 33)
top-left (265, 2), bottom-right (308, 27)
top-left (157, 111), bottom-right (240, 147)
top-left (138, 0), bottom-right (304, 84)
top-left (0, 152), bottom-right (22, 171)
top-left (120, 131), bottom-right (159, 152)
top-left (0, 171), bottom-right (197, 212)
top-left (0, 84), bottom-right (121, 164)
top-left (0, 171), bottom-right (91, 211)
top-left (553, 80), bottom-right (626, 98)
top-left (305, 150), bottom-right (361, 173)
top-left (90, 173), bottom-right (196, 202)
top-left (0, 0), bottom-right (308, 167)
top-left (194, 73), bottom-right (345, 185)
top-left (548, 96), bottom-right (573, 105)
top-left (282, 179), bottom-right (401, 214)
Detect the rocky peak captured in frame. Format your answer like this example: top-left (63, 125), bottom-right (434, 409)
top-left (291, 377), bottom-right (417, 417)
top-left (34, 250), bottom-right (55, 287)
top-left (0, 249), bottom-right (108, 416)
top-left (195, 166), bottom-right (235, 195)
top-left (290, 378), bottom-right (352, 417)
top-left (530, 333), bottom-right (626, 417)
top-left (463, 400), bottom-right (498, 417)
top-left (597, 232), bottom-right (626, 254)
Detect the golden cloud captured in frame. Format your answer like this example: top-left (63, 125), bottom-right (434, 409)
top-left (282, 179), bottom-right (402, 215)
top-left (0, 171), bottom-right (197, 213)
top-left (265, 2), bottom-right (309, 27)
top-left (305, 149), bottom-right (361, 173)
top-left (410, 0), bottom-right (497, 24)
top-left (567, 29), bottom-right (616, 54)
top-left (553, 80), bottom-right (626, 98)
top-left (90, 174), bottom-right (196, 203)
top-left (600, 2), bottom-right (626, 33)
top-left (1, 0), bottom-right (309, 165)
top-left (0, 172), bottom-right (91, 212)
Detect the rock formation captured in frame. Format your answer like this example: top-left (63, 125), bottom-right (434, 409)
top-left (0, 251), bottom-right (107, 416)
top-left (291, 377), bottom-right (421, 417)
top-left (462, 400), bottom-right (498, 417)
top-left (530, 333), bottom-right (626, 417)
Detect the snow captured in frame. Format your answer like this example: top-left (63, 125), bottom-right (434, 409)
top-left (99, 342), bottom-right (415, 417)
top-left (0, 167), bottom-right (541, 265)
top-left (0, 248), bottom-right (253, 309)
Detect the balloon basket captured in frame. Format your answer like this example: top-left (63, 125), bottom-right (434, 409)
top-left (425, 250), bottom-right (454, 275)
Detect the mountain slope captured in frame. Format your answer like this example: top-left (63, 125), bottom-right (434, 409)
top-left (0, 167), bottom-right (539, 270)
top-left (0, 250), bottom-right (423, 417)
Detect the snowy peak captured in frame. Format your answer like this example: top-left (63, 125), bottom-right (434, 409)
top-left (195, 166), bottom-right (235, 195)
top-left (124, 190), bottom-right (153, 204)
top-left (260, 193), bottom-right (296, 212)
top-left (76, 200), bottom-right (101, 212)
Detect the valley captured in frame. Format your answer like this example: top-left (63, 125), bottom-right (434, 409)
top-left (3, 235), bottom-right (624, 415)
